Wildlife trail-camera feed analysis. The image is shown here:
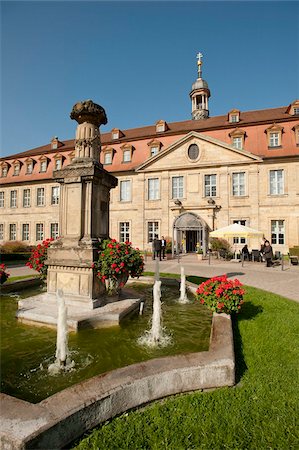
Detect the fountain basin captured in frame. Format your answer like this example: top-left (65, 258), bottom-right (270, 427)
top-left (0, 312), bottom-right (234, 450)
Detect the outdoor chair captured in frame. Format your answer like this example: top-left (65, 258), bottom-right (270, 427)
top-left (251, 249), bottom-right (261, 262)
top-left (288, 253), bottom-right (299, 265)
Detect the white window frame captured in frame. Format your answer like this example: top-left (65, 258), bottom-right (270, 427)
top-left (10, 190), bottom-right (17, 208)
top-left (269, 132), bottom-right (280, 147)
top-left (232, 136), bottom-right (243, 149)
top-left (104, 152), bottom-right (112, 165)
top-left (148, 221), bottom-right (159, 243)
top-left (36, 223), bottom-right (44, 241)
top-left (22, 223), bottom-right (30, 241)
top-left (37, 187), bottom-right (45, 206)
top-left (50, 223), bottom-right (59, 240)
top-left (204, 174), bottom-right (217, 197)
top-left (26, 162), bottom-right (33, 174)
top-left (2, 166), bottom-right (8, 177)
top-left (119, 222), bottom-right (130, 242)
top-left (172, 176), bottom-right (184, 199)
top-left (148, 178), bottom-right (160, 200)
top-left (150, 146), bottom-right (159, 157)
top-left (232, 172), bottom-right (245, 197)
top-left (55, 158), bottom-right (62, 170)
top-left (40, 160), bottom-right (47, 173)
top-left (0, 191), bottom-right (4, 208)
top-left (123, 149), bottom-right (131, 163)
top-left (51, 186), bottom-right (60, 205)
top-left (23, 189), bottom-right (31, 208)
top-left (233, 220), bottom-right (247, 244)
top-left (9, 223), bottom-right (17, 241)
top-left (120, 180), bottom-right (131, 202)
top-left (269, 169), bottom-right (284, 195)
top-left (13, 164), bottom-right (20, 176)
top-left (271, 220), bottom-right (285, 245)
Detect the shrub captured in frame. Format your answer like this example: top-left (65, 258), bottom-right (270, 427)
top-left (195, 274), bottom-right (245, 314)
top-left (209, 237), bottom-right (231, 253)
top-left (0, 263), bottom-right (10, 284)
top-left (26, 238), bottom-right (55, 279)
top-left (0, 241), bottom-right (31, 254)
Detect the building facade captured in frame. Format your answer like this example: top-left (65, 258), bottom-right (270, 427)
top-left (1, 56), bottom-right (299, 254)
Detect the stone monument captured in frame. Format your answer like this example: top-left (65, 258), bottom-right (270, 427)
top-left (46, 100), bottom-right (117, 309)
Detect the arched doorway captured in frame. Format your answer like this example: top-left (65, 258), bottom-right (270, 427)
top-left (173, 212), bottom-right (209, 254)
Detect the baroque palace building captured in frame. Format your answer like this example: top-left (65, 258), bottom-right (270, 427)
top-left (1, 55), bottom-right (299, 255)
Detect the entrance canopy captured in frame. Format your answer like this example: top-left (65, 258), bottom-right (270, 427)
top-left (210, 223), bottom-right (263, 239)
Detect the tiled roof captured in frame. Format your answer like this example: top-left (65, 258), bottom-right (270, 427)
top-left (1, 105), bottom-right (298, 183)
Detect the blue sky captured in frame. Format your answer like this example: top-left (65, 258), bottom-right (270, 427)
top-left (1, 1), bottom-right (298, 156)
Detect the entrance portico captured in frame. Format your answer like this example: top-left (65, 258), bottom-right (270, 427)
top-left (173, 212), bottom-right (210, 255)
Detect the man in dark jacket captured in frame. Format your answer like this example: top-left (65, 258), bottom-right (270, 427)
top-left (152, 235), bottom-right (162, 260)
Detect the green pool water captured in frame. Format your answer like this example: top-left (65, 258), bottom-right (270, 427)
top-left (0, 283), bottom-right (211, 403)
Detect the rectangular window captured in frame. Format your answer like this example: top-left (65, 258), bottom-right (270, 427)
top-left (230, 115), bottom-right (239, 123)
top-left (232, 172), bottom-right (245, 196)
top-left (204, 174), bottom-right (216, 197)
top-left (271, 220), bottom-right (285, 245)
top-left (232, 137), bottom-right (242, 149)
top-left (148, 178), bottom-right (160, 200)
top-left (104, 153), bottom-right (112, 164)
top-left (36, 223), bottom-right (44, 241)
top-left (26, 162), bottom-right (33, 174)
top-left (119, 222), bottom-right (130, 242)
top-left (150, 146), bottom-right (159, 157)
top-left (50, 223), bottom-right (59, 240)
top-left (10, 190), bottom-right (17, 208)
top-left (269, 169), bottom-right (284, 195)
top-left (233, 220), bottom-right (246, 244)
top-left (294, 107), bottom-right (299, 115)
top-left (51, 186), bottom-right (60, 205)
top-left (22, 224), bottom-right (30, 241)
top-left (148, 221), bottom-right (159, 243)
top-left (37, 187), bottom-right (45, 206)
top-left (123, 150), bottom-right (131, 162)
top-left (269, 132), bottom-right (280, 147)
top-left (120, 180), bottom-right (131, 202)
top-left (2, 166), bottom-right (8, 177)
top-left (13, 165), bottom-right (20, 176)
top-left (0, 224), bottom-right (3, 240)
top-left (0, 191), bottom-right (4, 208)
top-left (40, 160), bottom-right (47, 172)
top-left (9, 224), bottom-right (17, 241)
top-left (172, 176), bottom-right (184, 199)
top-left (23, 189), bottom-right (31, 207)
top-left (55, 159), bottom-right (62, 170)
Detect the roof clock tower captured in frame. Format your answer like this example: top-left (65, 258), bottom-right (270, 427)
top-left (190, 52), bottom-right (210, 120)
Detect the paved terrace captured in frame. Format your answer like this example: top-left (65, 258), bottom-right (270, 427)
top-left (5, 254), bottom-right (299, 303)
top-left (144, 254), bottom-right (299, 303)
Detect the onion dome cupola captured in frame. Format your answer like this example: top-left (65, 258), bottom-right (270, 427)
top-left (189, 52), bottom-right (211, 120)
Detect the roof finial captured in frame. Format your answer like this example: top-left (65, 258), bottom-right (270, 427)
top-left (196, 52), bottom-right (203, 79)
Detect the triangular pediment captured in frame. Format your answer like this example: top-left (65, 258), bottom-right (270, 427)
top-left (136, 131), bottom-right (262, 172)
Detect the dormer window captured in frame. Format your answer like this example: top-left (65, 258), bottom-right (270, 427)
top-left (39, 156), bottom-right (48, 173)
top-left (25, 158), bottom-right (34, 174)
top-left (1, 163), bottom-right (9, 178)
top-left (121, 144), bottom-right (133, 163)
top-left (228, 109), bottom-right (240, 123)
top-left (53, 155), bottom-right (62, 170)
top-left (104, 151), bottom-right (112, 165)
top-left (286, 100), bottom-right (299, 116)
top-left (51, 136), bottom-right (59, 150)
top-left (156, 120), bottom-right (167, 133)
top-left (111, 128), bottom-right (123, 140)
top-left (229, 128), bottom-right (246, 150)
top-left (12, 161), bottom-right (21, 176)
top-left (293, 124), bottom-right (299, 146)
top-left (266, 124), bottom-right (283, 148)
top-left (147, 139), bottom-right (162, 157)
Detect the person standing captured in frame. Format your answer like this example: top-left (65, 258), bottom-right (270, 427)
top-left (161, 236), bottom-right (166, 259)
top-left (241, 244), bottom-right (250, 261)
top-left (152, 235), bottom-right (162, 261)
top-left (263, 240), bottom-right (273, 267)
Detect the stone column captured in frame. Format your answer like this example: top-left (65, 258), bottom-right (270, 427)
top-left (46, 100), bottom-right (118, 310)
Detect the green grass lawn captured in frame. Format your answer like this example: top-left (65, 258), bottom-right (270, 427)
top-left (6, 274), bottom-right (40, 283)
top-left (73, 281), bottom-right (299, 450)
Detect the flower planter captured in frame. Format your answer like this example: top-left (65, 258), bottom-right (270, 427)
top-left (197, 253), bottom-right (204, 260)
top-left (105, 274), bottom-right (129, 297)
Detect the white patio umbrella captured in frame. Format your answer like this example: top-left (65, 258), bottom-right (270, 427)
top-left (210, 223), bottom-right (263, 239)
